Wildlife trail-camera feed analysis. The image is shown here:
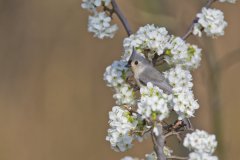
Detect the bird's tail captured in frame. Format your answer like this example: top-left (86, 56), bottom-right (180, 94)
top-left (160, 81), bottom-right (173, 95)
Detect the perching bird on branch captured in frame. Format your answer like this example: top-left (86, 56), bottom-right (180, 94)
top-left (127, 50), bottom-right (173, 95)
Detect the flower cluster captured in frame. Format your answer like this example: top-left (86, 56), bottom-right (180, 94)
top-left (171, 91), bottom-right (199, 120)
top-left (123, 25), bottom-right (170, 60)
top-left (193, 8), bottom-right (227, 37)
top-left (121, 157), bottom-right (139, 160)
top-left (164, 66), bottom-right (199, 120)
top-left (123, 24), bottom-right (201, 70)
top-left (137, 82), bottom-right (170, 122)
top-left (104, 60), bottom-right (128, 87)
top-left (184, 130), bottom-right (218, 153)
top-left (164, 37), bottom-right (202, 70)
top-left (113, 83), bottom-right (135, 106)
top-left (185, 45), bottom-right (202, 69)
top-left (81, 0), bottom-right (111, 13)
top-left (184, 130), bottom-right (218, 159)
top-left (104, 60), bottom-right (135, 106)
top-left (145, 152), bottom-right (157, 160)
top-left (219, 0), bottom-right (237, 3)
top-left (106, 106), bottom-right (141, 152)
top-left (88, 12), bottom-right (118, 39)
top-left (121, 149), bottom-right (171, 160)
top-left (165, 40), bottom-right (202, 70)
top-left (163, 146), bottom-right (173, 157)
top-left (189, 152), bottom-right (218, 160)
top-left (81, 0), bottom-right (118, 38)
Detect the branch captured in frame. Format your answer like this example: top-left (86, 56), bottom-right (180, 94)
top-left (164, 131), bottom-right (181, 139)
top-left (167, 156), bottom-right (188, 160)
top-left (218, 48), bottom-right (240, 72)
top-left (164, 128), bottom-right (193, 141)
top-left (181, 18), bottom-right (198, 40)
top-left (151, 125), bottom-right (167, 160)
top-left (181, 0), bottom-right (217, 40)
top-left (111, 0), bottom-right (132, 36)
top-left (183, 118), bottom-right (193, 130)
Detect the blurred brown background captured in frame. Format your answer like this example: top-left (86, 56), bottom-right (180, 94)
top-left (0, 0), bottom-right (239, 160)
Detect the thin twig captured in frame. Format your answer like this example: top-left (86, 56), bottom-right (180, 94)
top-left (181, 0), bottom-right (217, 40)
top-left (133, 127), bottom-right (152, 136)
top-left (110, 0), bottom-right (136, 60)
top-left (111, 0), bottom-right (132, 36)
top-left (164, 128), bottom-right (193, 139)
top-left (205, 0), bottom-right (217, 8)
top-left (164, 131), bottom-right (180, 139)
top-left (186, 118), bottom-right (193, 129)
top-left (181, 17), bottom-right (198, 40)
top-left (167, 156), bottom-right (188, 160)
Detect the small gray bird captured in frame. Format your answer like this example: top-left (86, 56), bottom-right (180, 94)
top-left (128, 51), bottom-right (173, 94)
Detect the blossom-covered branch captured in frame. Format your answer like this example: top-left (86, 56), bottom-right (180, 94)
top-left (81, 0), bottom-right (238, 160)
top-left (182, 0), bottom-right (216, 40)
top-left (180, 1), bottom-right (237, 159)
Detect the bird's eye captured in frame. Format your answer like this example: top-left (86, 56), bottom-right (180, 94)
top-left (134, 61), bottom-right (138, 65)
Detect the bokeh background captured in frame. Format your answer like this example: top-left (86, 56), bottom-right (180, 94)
top-left (0, 0), bottom-right (239, 159)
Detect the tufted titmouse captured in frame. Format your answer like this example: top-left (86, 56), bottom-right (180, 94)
top-left (127, 50), bottom-right (173, 95)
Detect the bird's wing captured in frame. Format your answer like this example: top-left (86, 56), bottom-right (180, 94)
top-left (138, 67), bottom-right (166, 84)
top-left (139, 67), bottom-right (173, 94)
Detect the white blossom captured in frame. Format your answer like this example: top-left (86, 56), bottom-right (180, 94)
top-left (164, 66), bottom-right (199, 119)
top-left (123, 24), bottom-right (170, 61)
top-left (164, 66), bottom-right (193, 93)
top-left (121, 156), bottom-right (139, 160)
top-left (189, 152), bottom-right (218, 160)
top-left (113, 84), bottom-right (135, 106)
top-left (163, 37), bottom-right (201, 69)
top-left (194, 8), bottom-right (227, 37)
top-left (163, 146), bottom-right (173, 157)
top-left (172, 90), bottom-right (199, 120)
top-left (144, 149), bottom-right (171, 160)
top-left (106, 106), bottom-right (139, 152)
top-left (219, 0), bottom-right (236, 3)
top-left (88, 12), bottom-right (118, 39)
top-left (104, 60), bottom-right (129, 88)
top-left (137, 82), bottom-right (170, 121)
top-left (104, 60), bottom-right (136, 105)
top-left (81, 0), bottom-right (111, 13)
top-left (164, 37), bottom-right (187, 66)
top-left (145, 152), bottom-right (157, 160)
top-left (183, 130), bottom-right (218, 154)
top-left (122, 34), bottom-right (144, 61)
top-left (193, 23), bottom-right (203, 37)
top-left (81, 0), bottom-right (117, 38)
top-left (185, 44), bottom-right (202, 69)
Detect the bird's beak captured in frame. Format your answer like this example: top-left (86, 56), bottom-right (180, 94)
top-left (125, 60), bottom-right (132, 67)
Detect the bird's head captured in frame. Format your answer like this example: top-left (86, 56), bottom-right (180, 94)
top-left (127, 51), bottom-right (151, 73)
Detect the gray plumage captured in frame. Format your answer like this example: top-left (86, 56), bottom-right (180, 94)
top-left (129, 52), bottom-right (173, 94)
